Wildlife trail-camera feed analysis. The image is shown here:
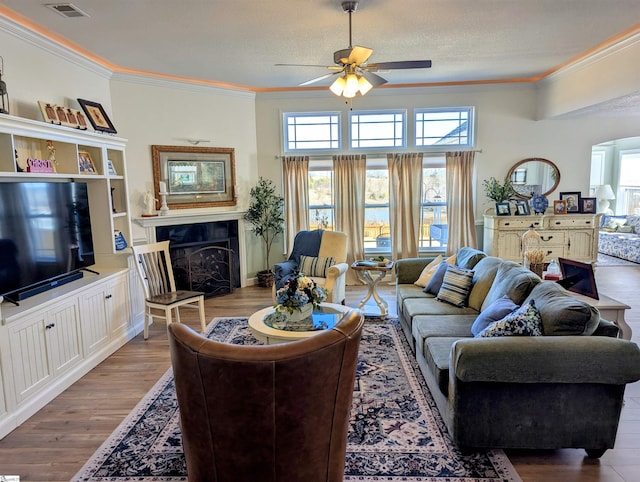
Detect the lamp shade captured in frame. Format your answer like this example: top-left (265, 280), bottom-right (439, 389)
top-left (595, 184), bottom-right (615, 200)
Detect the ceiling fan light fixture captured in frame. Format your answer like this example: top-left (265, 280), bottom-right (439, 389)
top-left (343, 73), bottom-right (360, 98)
top-left (358, 75), bottom-right (373, 95)
top-left (330, 76), bottom-right (347, 96)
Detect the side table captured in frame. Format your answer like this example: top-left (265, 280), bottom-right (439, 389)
top-left (566, 291), bottom-right (632, 340)
top-left (351, 261), bottom-right (394, 317)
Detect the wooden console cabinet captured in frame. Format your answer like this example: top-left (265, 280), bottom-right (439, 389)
top-left (483, 213), bottom-right (601, 264)
top-left (0, 114), bottom-right (144, 439)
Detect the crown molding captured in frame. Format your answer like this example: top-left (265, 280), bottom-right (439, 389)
top-left (0, 15), bottom-right (113, 79)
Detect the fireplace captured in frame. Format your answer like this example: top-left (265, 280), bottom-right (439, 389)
top-left (155, 221), bottom-right (240, 297)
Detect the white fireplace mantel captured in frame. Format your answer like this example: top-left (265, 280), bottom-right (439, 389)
top-left (134, 210), bottom-right (248, 287)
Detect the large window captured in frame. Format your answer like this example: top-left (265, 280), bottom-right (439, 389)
top-left (307, 160), bottom-right (447, 253)
top-left (284, 112), bottom-right (340, 151)
top-left (618, 150), bottom-right (640, 215)
top-left (415, 107), bottom-right (472, 147)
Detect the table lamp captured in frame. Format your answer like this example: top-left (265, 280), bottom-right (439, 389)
top-left (595, 184), bottom-right (615, 214)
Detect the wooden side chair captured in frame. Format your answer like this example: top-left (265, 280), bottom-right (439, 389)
top-left (131, 240), bottom-right (206, 339)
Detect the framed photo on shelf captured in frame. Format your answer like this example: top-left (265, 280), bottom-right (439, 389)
top-left (78, 150), bottom-right (98, 174)
top-left (107, 159), bottom-right (118, 176)
top-left (151, 145), bottom-right (237, 209)
top-left (495, 202), bottom-right (511, 216)
top-left (515, 200), bottom-right (530, 215)
top-left (38, 101), bottom-right (60, 125)
top-left (554, 199), bottom-right (567, 215)
top-left (559, 191), bottom-right (581, 213)
top-left (77, 98), bottom-right (117, 134)
top-left (580, 197), bottom-right (597, 214)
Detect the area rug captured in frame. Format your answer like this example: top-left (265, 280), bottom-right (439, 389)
top-left (72, 317), bottom-right (521, 482)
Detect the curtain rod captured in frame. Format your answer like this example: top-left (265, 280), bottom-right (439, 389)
top-left (276, 148), bottom-right (482, 160)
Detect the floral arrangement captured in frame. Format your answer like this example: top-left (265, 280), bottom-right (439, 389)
top-left (483, 177), bottom-right (515, 203)
top-left (275, 272), bottom-right (327, 314)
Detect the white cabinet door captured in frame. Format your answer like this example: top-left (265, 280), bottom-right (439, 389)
top-left (79, 283), bottom-right (111, 355)
top-left (567, 230), bottom-right (596, 261)
top-left (6, 299), bottom-right (82, 405)
top-left (107, 273), bottom-right (130, 336)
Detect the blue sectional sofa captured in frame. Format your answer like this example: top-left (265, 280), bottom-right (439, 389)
top-left (599, 214), bottom-right (640, 263)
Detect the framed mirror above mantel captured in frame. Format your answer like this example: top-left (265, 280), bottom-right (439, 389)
top-left (507, 158), bottom-right (561, 199)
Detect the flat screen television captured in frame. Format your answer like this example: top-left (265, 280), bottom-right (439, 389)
top-left (557, 257), bottom-right (599, 300)
top-left (0, 181), bottom-right (95, 303)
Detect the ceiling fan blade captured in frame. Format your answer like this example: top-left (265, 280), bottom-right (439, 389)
top-left (361, 70), bottom-right (387, 87)
top-left (299, 71), bottom-right (341, 86)
top-left (348, 46), bottom-right (373, 65)
top-left (367, 60), bottom-right (432, 71)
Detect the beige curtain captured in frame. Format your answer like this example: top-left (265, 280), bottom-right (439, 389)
top-left (445, 151), bottom-right (477, 256)
top-left (388, 152), bottom-right (423, 260)
top-left (333, 154), bottom-right (366, 285)
top-left (282, 156), bottom-right (309, 251)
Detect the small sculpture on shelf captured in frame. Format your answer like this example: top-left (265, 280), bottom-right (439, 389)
top-left (142, 190), bottom-right (158, 217)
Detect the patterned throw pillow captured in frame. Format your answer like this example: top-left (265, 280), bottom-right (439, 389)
top-left (414, 255), bottom-right (443, 287)
top-left (471, 295), bottom-right (519, 336)
top-left (299, 255), bottom-right (335, 277)
top-left (436, 265), bottom-right (474, 307)
top-left (478, 300), bottom-right (543, 337)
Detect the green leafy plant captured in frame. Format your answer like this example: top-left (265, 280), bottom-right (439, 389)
top-left (483, 177), bottom-right (515, 203)
top-left (244, 178), bottom-right (285, 272)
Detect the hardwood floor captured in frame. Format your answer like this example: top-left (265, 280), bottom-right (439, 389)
top-left (0, 265), bottom-right (638, 481)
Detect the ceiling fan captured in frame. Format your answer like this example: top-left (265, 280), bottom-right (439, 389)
top-left (277, 1), bottom-right (432, 98)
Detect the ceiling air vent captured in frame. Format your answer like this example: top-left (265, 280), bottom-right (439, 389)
top-left (46, 3), bottom-right (90, 18)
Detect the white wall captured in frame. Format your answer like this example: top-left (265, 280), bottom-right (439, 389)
top-left (255, 84), bottom-right (640, 224)
top-left (109, 77), bottom-right (258, 243)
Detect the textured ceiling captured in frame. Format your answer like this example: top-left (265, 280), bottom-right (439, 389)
top-left (2, 0), bottom-right (640, 93)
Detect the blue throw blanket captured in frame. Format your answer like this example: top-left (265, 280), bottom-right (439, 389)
top-left (274, 230), bottom-right (324, 289)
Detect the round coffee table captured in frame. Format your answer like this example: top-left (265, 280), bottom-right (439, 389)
top-left (248, 302), bottom-right (349, 344)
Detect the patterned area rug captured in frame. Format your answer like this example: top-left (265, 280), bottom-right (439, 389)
top-left (72, 317), bottom-right (521, 482)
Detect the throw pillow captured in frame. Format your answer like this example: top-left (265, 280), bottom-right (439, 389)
top-left (471, 295), bottom-right (519, 336)
top-left (436, 265), bottom-right (474, 307)
top-left (414, 255), bottom-right (443, 287)
top-left (477, 300), bottom-right (543, 337)
top-left (299, 255), bottom-right (335, 277)
top-left (423, 261), bottom-right (450, 295)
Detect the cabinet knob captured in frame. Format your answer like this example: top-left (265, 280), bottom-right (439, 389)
top-left (45, 323), bottom-right (55, 330)
top-left (105, 294), bottom-right (112, 299)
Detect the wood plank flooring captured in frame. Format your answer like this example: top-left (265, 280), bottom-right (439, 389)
top-left (0, 265), bottom-right (638, 481)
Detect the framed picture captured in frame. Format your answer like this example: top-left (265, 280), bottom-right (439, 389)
top-left (554, 199), bottom-right (567, 214)
top-left (78, 150), bottom-right (97, 174)
top-left (77, 98), bottom-right (117, 134)
top-left (580, 197), bottom-right (597, 214)
top-left (559, 191), bottom-right (581, 213)
top-left (495, 202), bottom-right (511, 216)
top-left (38, 101), bottom-right (60, 125)
top-left (152, 145), bottom-right (237, 209)
top-left (107, 159), bottom-right (118, 176)
top-left (515, 200), bottom-right (530, 215)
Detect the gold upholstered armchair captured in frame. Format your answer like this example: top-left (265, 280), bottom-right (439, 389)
top-left (273, 229), bottom-right (349, 304)
top-left (168, 308), bottom-right (365, 482)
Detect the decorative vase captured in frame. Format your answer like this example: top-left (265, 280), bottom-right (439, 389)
top-left (287, 303), bottom-right (313, 322)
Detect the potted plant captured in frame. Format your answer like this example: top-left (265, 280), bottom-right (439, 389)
top-left (244, 177), bottom-right (285, 287)
top-left (482, 177), bottom-right (515, 203)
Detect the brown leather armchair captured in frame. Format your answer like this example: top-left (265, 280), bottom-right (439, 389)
top-left (167, 309), bottom-right (365, 482)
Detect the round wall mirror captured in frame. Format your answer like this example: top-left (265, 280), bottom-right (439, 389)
top-left (507, 158), bottom-right (560, 199)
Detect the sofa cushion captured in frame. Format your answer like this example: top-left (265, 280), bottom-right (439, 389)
top-left (456, 247), bottom-right (487, 270)
top-left (423, 261), bottom-right (450, 295)
top-left (471, 295), bottom-right (519, 336)
top-left (421, 337), bottom-right (463, 396)
top-left (467, 257), bottom-right (503, 311)
top-left (404, 297), bottom-right (478, 319)
top-left (299, 255), bottom-right (335, 277)
top-left (413, 314), bottom-right (477, 343)
top-left (477, 300), bottom-right (543, 337)
top-left (522, 281), bottom-right (600, 335)
top-left (437, 265), bottom-right (474, 307)
top-left (414, 255), bottom-right (443, 287)
top-left (480, 262), bottom-right (540, 311)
